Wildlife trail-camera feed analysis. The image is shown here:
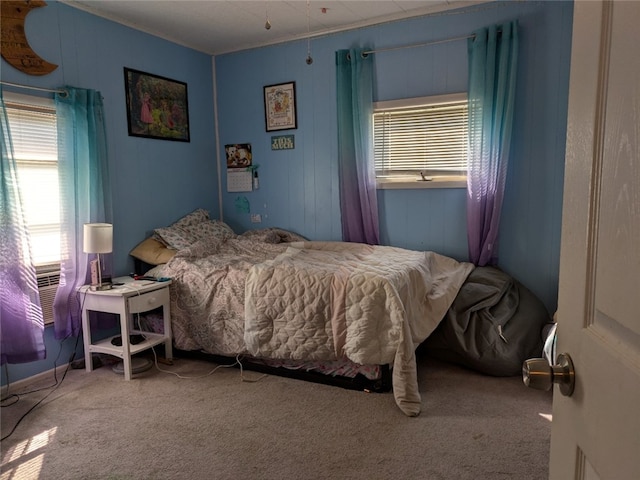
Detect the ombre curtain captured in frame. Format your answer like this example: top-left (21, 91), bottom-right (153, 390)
top-left (0, 89), bottom-right (46, 365)
top-left (53, 87), bottom-right (112, 339)
top-left (466, 21), bottom-right (519, 266)
top-left (335, 48), bottom-right (380, 245)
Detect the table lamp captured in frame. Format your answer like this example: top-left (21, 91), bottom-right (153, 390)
top-left (83, 223), bottom-right (113, 291)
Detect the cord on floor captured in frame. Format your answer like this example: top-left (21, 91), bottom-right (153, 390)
top-left (149, 346), bottom-right (268, 383)
top-left (1, 334), bottom-right (79, 441)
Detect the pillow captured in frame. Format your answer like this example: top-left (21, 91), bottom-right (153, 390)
top-left (186, 219), bottom-right (236, 242)
top-left (174, 208), bottom-right (210, 228)
top-left (154, 224), bottom-right (197, 250)
top-left (152, 209), bottom-right (211, 249)
top-left (154, 214), bottom-right (236, 250)
top-left (129, 237), bottom-right (176, 266)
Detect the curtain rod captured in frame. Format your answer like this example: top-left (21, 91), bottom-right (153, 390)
top-left (362, 33), bottom-right (475, 56)
top-left (0, 81), bottom-right (67, 97)
top-left (362, 26), bottom-right (505, 56)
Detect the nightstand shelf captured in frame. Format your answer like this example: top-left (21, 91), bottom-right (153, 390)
top-left (80, 276), bottom-right (173, 380)
top-left (88, 332), bottom-right (168, 357)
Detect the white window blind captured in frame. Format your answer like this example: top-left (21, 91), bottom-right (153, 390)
top-left (374, 94), bottom-right (468, 178)
top-left (4, 94), bottom-right (60, 267)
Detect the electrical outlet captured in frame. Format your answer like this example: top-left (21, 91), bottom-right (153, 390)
top-left (250, 214), bottom-right (262, 223)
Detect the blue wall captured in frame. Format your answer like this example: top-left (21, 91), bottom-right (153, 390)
top-left (216, 0), bottom-right (573, 315)
top-left (1, 1), bottom-right (216, 385)
top-left (1, 1), bottom-right (218, 274)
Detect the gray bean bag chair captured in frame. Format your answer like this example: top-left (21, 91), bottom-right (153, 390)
top-left (421, 266), bottom-right (552, 376)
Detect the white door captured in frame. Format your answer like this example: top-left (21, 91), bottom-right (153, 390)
top-left (551, 0), bottom-right (640, 478)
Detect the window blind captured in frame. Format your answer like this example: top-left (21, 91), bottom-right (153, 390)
top-left (374, 99), bottom-right (468, 177)
top-left (4, 97), bottom-right (60, 266)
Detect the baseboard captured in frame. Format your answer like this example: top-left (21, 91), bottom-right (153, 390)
top-left (1, 363), bottom-right (70, 396)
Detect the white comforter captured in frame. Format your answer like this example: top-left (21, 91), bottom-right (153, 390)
top-left (244, 241), bottom-right (474, 416)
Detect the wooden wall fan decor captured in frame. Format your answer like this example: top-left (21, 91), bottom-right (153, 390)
top-left (1, 0), bottom-right (58, 76)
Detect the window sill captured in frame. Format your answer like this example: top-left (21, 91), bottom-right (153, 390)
top-left (376, 176), bottom-right (467, 190)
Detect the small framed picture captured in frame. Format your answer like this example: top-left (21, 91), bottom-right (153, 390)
top-left (124, 67), bottom-right (190, 142)
top-left (225, 143), bottom-right (253, 169)
top-left (263, 81), bottom-right (297, 132)
top-left (271, 135), bottom-right (295, 150)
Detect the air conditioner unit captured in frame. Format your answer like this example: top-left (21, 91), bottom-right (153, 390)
top-left (37, 271), bottom-right (60, 325)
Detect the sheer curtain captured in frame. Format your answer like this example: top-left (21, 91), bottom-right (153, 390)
top-left (336, 48), bottom-right (380, 245)
top-left (0, 89), bottom-right (46, 364)
top-left (466, 21), bottom-right (519, 266)
top-left (53, 87), bottom-right (112, 339)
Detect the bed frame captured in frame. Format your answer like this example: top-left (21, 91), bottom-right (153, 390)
top-left (175, 348), bottom-right (392, 393)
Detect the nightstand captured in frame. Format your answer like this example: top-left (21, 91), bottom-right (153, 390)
top-left (79, 276), bottom-right (173, 380)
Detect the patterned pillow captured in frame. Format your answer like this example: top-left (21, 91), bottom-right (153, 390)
top-left (174, 208), bottom-right (210, 228)
top-left (153, 210), bottom-right (236, 250)
top-left (185, 219), bottom-right (236, 242)
top-left (152, 209), bottom-right (210, 249)
top-left (153, 224), bottom-right (196, 250)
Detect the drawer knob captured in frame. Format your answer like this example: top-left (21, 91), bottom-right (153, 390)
top-left (148, 297), bottom-right (156, 304)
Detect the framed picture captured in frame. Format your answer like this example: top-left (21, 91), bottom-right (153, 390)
top-left (263, 81), bottom-right (297, 132)
top-left (225, 143), bottom-right (253, 169)
top-left (124, 67), bottom-right (190, 142)
top-left (271, 135), bottom-right (295, 150)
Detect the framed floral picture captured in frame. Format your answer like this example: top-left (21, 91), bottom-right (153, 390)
top-left (124, 67), bottom-right (190, 142)
top-left (263, 81), bottom-right (297, 132)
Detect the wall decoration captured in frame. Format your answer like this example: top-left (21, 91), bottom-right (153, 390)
top-left (1, 1), bottom-right (58, 76)
top-left (225, 143), bottom-right (253, 192)
top-left (227, 170), bottom-right (253, 192)
top-left (271, 135), bottom-right (295, 150)
top-left (235, 196), bottom-right (251, 213)
top-left (225, 143), bottom-right (253, 168)
top-left (124, 67), bottom-right (190, 142)
top-left (263, 81), bottom-right (297, 131)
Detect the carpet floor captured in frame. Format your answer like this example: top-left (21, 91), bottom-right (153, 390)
top-left (1, 352), bottom-right (552, 480)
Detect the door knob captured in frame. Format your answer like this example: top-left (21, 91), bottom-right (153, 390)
top-left (522, 352), bottom-right (575, 396)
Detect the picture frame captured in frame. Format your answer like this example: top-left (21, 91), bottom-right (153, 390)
top-left (271, 135), bottom-right (295, 150)
top-left (124, 67), bottom-right (190, 142)
top-left (263, 81), bottom-right (297, 132)
top-left (225, 143), bottom-right (253, 169)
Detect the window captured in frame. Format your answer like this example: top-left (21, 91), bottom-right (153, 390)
top-left (4, 92), bottom-right (60, 269)
top-left (373, 93), bottom-right (468, 188)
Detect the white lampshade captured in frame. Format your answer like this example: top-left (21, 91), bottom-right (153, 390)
top-left (83, 223), bottom-right (113, 254)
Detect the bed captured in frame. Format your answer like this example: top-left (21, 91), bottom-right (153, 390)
top-left (130, 209), bottom-right (474, 416)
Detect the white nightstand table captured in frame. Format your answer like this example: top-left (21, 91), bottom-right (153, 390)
top-left (79, 276), bottom-right (173, 380)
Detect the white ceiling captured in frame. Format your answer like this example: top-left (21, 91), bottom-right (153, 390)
top-left (61, 1), bottom-right (486, 56)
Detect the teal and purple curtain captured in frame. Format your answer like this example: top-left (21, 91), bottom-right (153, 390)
top-left (53, 87), bottom-right (112, 339)
top-left (467, 21), bottom-right (519, 266)
top-left (0, 88), bottom-right (46, 365)
top-left (336, 48), bottom-right (380, 245)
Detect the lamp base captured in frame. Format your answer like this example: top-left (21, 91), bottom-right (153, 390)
top-left (90, 282), bottom-right (113, 291)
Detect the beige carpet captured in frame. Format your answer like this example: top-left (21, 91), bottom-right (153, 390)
top-left (1, 353), bottom-right (552, 480)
